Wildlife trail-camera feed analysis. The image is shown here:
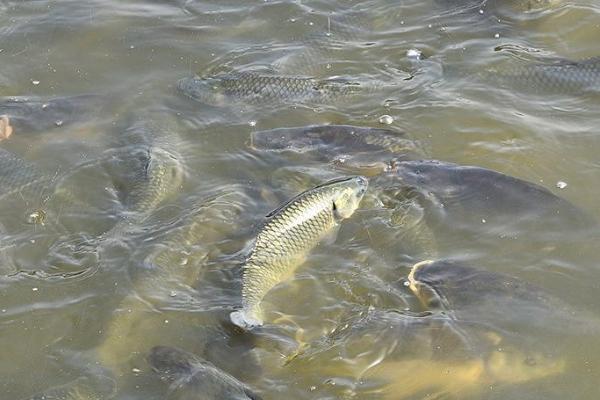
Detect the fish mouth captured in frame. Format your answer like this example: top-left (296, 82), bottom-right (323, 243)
top-left (177, 76), bottom-right (206, 99)
top-left (356, 175), bottom-right (368, 187)
top-left (356, 176), bottom-right (369, 196)
top-left (176, 76), bottom-right (194, 92)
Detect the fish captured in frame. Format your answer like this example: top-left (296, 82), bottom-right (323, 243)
top-left (119, 146), bottom-right (185, 221)
top-left (0, 95), bottom-right (102, 134)
top-left (438, 0), bottom-right (560, 12)
top-left (177, 72), bottom-right (371, 107)
top-left (87, 192), bottom-right (254, 399)
top-left (289, 307), bottom-right (565, 399)
top-left (362, 349), bottom-right (565, 399)
top-left (0, 147), bottom-right (52, 203)
top-left (95, 118), bottom-right (187, 244)
top-left (230, 176), bottom-right (368, 329)
top-left (250, 125), bottom-right (425, 171)
top-left (406, 259), bottom-right (600, 337)
top-left (490, 56), bottom-right (600, 94)
top-left (374, 159), bottom-right (595, 255)
top-left (148, 346), bottom-right (262, 400)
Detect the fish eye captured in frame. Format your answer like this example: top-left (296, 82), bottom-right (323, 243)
top-left (524, 356), bottom-right (537, 366)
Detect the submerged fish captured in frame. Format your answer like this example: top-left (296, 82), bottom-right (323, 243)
top-left (439, 0), bottom-right (560, 12)
top-left (177, 72), bottom-right (371, 106)
top-left (491, 56), bottom-right (600, 94)
top-left (363, 349), bottom-right (565, 399)
top-left (371, 159), bottom-right (594, 260)
top-left (406, 259), bottom-right (600, 337)
top-left (0, 147), bottom-right (52, 202)
top-left (148, 346), bottom-right (262, 400)
top-left (230, 176), bottom-right (368, 329)
top-left (251, 125), bottom-right (425, 174)
top-left (120, 146), bottom-right (185, 221)
top-left (0, 95), bottom-right (102, 133)
top-left (290, 307), bottom-right (564, 399)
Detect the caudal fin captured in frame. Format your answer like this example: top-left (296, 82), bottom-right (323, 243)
top-left (230, 310), bottom-right (263, 330)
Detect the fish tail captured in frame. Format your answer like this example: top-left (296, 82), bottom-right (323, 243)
top-left (230, 309), bottom-right (263, 330)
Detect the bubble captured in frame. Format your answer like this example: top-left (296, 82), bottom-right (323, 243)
top-left (556, 181), bottom-right (567, 189)
top-left (379, 114), bottom-right (394, 125)
top-left (407, 49), bottom-right (422, 60)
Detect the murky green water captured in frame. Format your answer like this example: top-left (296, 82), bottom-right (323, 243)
top-left (1, 0), bottom-right (599, 399)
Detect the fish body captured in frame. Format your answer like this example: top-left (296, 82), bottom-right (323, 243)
top-left (251, 124), bottom-right (422, 158)
top-left (230, 176), bottom-right (368, 329)
top-left (178, 72), bottom-right (369, 106)
top-left (148, 346), bottom-right (262, 400)
top-left (406, 259), bottom-right (600, 336)
top-left (0, 95), bottom-right (101, 133)
top-left (0, 147), bottom-right (52, 202)
top-left (121, 146), bottom-right (185, 221)
top-left (251, 124), bottom-right (425, 176)
top-left (492, 57), bottom-right (600, 94)
top-left (383, 159), bottom-right (592, 231)
top-left (364, 350), bottom-right (564, 399)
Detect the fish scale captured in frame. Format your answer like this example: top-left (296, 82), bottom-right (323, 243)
top-left (0, 148), bottom-right (53, 201)
top-left (495, 57), bottom-right (600, 94)
top-left (231, 176), bottom-right (367, 329)
top-left (178, 71), bottom-right (369, 106)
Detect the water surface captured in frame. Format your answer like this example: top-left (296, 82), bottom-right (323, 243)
top-left (1, 0), bottom-right (599, 399)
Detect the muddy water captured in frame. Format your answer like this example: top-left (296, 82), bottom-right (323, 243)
top-left (1, 0), bottom-right (599, 399)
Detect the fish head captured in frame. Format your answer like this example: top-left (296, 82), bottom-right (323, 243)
top-left (329, 176), bottom-right (368, 220)
top-left (150, 148), bottom-right (186, 189)
top-left (177, 76), bottom-right (227, 106)
top-left (485, 348), bottom-right (565, 384)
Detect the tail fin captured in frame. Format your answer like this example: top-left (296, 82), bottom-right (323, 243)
top-left (230, 310), bottom-right (263, 330)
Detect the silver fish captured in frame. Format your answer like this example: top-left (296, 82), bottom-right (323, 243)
top-left (230, 176), bottom-right (368, 329)
top-left (250, 125), bottom-right (422, 156)
top-left (250, 124), bottom-right (425, 175)
top-left (0, 95), bottom-right (102, 133)
top-left (178, 72), bottom-right (369, 107)
top-left (491, 56), bottom-right (600, 94)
